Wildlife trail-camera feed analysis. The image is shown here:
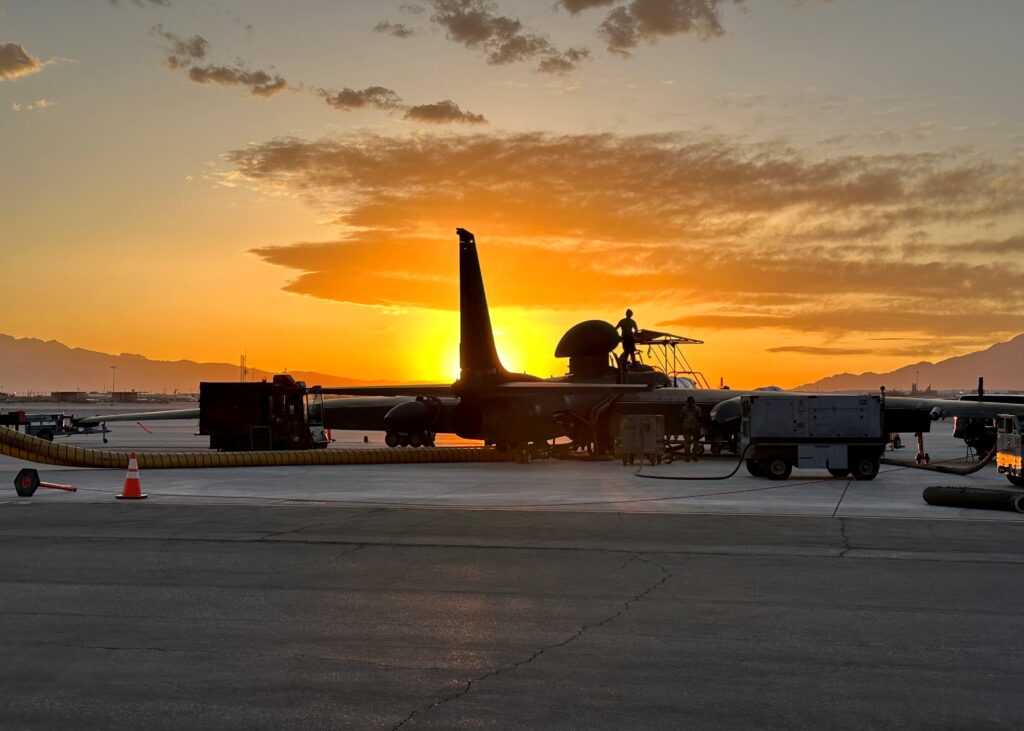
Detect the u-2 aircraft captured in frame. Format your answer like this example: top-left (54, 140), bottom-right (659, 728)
top-left (316, 228), bottom-right (1024, 455)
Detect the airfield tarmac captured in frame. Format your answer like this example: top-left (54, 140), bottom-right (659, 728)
top-left (1, 406), bottom-right (1023, 728)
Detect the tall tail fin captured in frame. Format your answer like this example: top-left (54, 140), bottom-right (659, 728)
top-left (457, 228), bottom-right (508, 380)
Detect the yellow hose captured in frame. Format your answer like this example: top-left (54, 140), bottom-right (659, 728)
top-left (0, 426), bottom-right (510, 469)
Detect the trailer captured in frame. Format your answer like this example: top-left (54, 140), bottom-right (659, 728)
top-left (741, 394), bottom-right (885, 480)
top-left (996, 414), bottom-right (1023, 487)
top-left (199, 375), bottom-right (328, 451)
top-left (0, 410), bottom-right (107, 441)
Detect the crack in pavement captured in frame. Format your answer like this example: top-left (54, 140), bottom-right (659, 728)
top-left (390, 554), bottom-right (672, 730)
top-left (837, 517), bottom-right (852, 557)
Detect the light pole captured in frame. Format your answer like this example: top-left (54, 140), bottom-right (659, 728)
top-left (110, 365), bottom-right (118, 402)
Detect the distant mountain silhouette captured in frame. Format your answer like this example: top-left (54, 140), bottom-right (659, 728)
top-left (796, 334), bottom-right (1024, 392)
top-left (0, 334), bottom-right (370, 394)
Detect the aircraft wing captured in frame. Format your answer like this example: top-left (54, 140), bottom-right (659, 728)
top-left (885, 396), bottom-right (1024, 421)
top-left (75, 408), bottom-right (201, 426)
top-left (484, 382), bottom-right (650, 395)
top-left (313, 384), bottom-right (455, 397)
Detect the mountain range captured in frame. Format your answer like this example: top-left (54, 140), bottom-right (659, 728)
top-left (796, 333), bottom-right (1024, 392)
top-left (2, 332), bottom-right (1022, 396)
top-left (0, 334), bottom-right (369, 394)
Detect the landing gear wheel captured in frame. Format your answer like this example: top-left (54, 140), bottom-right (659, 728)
top-left (852, 457), bottom-right (880, 481)
top-left (765, 458), bottom-right (792, 480)
top-left (409, 432), bottom-right (422, 448)
top-left (399, 434), bottom-right (410, 447)
top-left (746, 458), bottom-right (763, 477)
top-left (385, 432), bottom-right (400, 448)
top-left (827, 468), bottom-right (851, 478)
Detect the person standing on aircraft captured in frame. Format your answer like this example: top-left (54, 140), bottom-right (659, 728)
top-left (617, 309), bottom-right (639, 367)
top-left (680, 396), bottom-right (703, 462)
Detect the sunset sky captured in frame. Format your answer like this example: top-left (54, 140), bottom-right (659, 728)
top-left (3, 0), bottom-right (1024, 389)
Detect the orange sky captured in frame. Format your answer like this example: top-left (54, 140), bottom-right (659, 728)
top-left (3, 1), bottom-right (1024, 390)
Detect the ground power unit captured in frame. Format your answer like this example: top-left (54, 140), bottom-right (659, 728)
top-left (741, 394), bottom-right (885, 480)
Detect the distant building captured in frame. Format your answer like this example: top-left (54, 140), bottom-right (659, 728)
top-left (50, 391), bottom-right (90, 403)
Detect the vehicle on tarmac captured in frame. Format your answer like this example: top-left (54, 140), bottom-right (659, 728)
top-left (996, 414), bottom-right (1024, 487)
top-left (740, 394), bottom-right (885, 480)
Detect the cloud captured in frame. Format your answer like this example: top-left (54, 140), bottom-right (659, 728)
top-left (558, 0), bottom-right (618, 12)
top-left (225, 131), bottom-right (1024, 340)
top-left (318, 86), bottom-right (404, 110)
top-left (598, 0), bottom-right (741, 57)
top-left (404, 100), bottom-right (487, 124)
top-left (767, 346), bottom-right (871, 356)
top-left (151, 25), bottom-right (287, 97)
top-left (0, 43), bottom-right (46, 81)
top-left (151, 25), bottom-right (208, 67)
top-left (374, 21), bottom-right (418, 38)
top-left (187, 66), bottom-right (287, 97)
top-left (11, 99), bottom-right (56, 112)
top-left (425, 0), bottom-right (590, 73)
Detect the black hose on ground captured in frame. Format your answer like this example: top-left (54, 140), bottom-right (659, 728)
top-left (881, 447), bottom-right (996, 475)
top-left (635, 445), bottom-right (752, 481)
top-left (922, 485), bottom-right (1024, 513)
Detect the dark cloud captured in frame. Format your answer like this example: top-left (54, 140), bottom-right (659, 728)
top-left (187, 66), bottom-right (287, 97)
top-left (558, 0), bottom-right (618, 12)
top-left (227, 131), bottom-right (1024, 340)
top-left (151, 25), bottom-right (208, 67)
top-left (404, 100), bottom-right (487, 124)
top-left (374, 21), bottom-right (418, 38)
top-left (151, 26), bottom-right (287, 98)
top-left (599, 0), bottom-right (741, 57)
top-left (426, 0), bottom-right (590, 73)
top-left (318, 86), bottom-right (404, 110)
top-left (0, 43), bottom-right (45, 81)
top-left (767, 346), bottom-right (871, 356)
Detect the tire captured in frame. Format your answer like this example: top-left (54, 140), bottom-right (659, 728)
top-left (385, 432), bottom-right (400, 448)
top-left (409, 432), bottom-right (422, 448)
top-left (1007, 474), bottom-right (1024, 488)
top-left (710, 444), bottom-right (722, 456)
top-left (746, 458), bottom-right (763, 477)
top-left (37, 429), bottom-right (54, 442)
top-left (852, 456), bottom-right (879, 481)
top-left (399, 434), bottom-right (410, 447)
top-left (827, 468), bottom-right (851, 478)
top-left (765, 457), bottom-right (792, 480)
top-left (695, 444), bottom-right (705, 456)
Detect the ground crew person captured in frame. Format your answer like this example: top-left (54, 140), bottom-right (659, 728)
top-left (680, 396), bottom-right (702, 462)
top-left (616, 309), bottom-right (639, 367)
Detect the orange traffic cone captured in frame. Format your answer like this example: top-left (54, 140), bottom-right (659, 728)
top-left (116, 452), bottom-right (147, 500)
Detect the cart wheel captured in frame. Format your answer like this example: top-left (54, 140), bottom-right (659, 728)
top-left (745, 459), bottom-right (763, 477)
top-left (695, 444), bottom-right (705, 456)
top-left (852, 457), bottom-right (879, 481)
top-left (765, 458), bottom-right (792, 480)
top-left (409, 432), bottom-right (422, 448)
top-left (710, 443), bottom-right (722, 456)
top-left (385, 432), bottom-right (400, 448)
